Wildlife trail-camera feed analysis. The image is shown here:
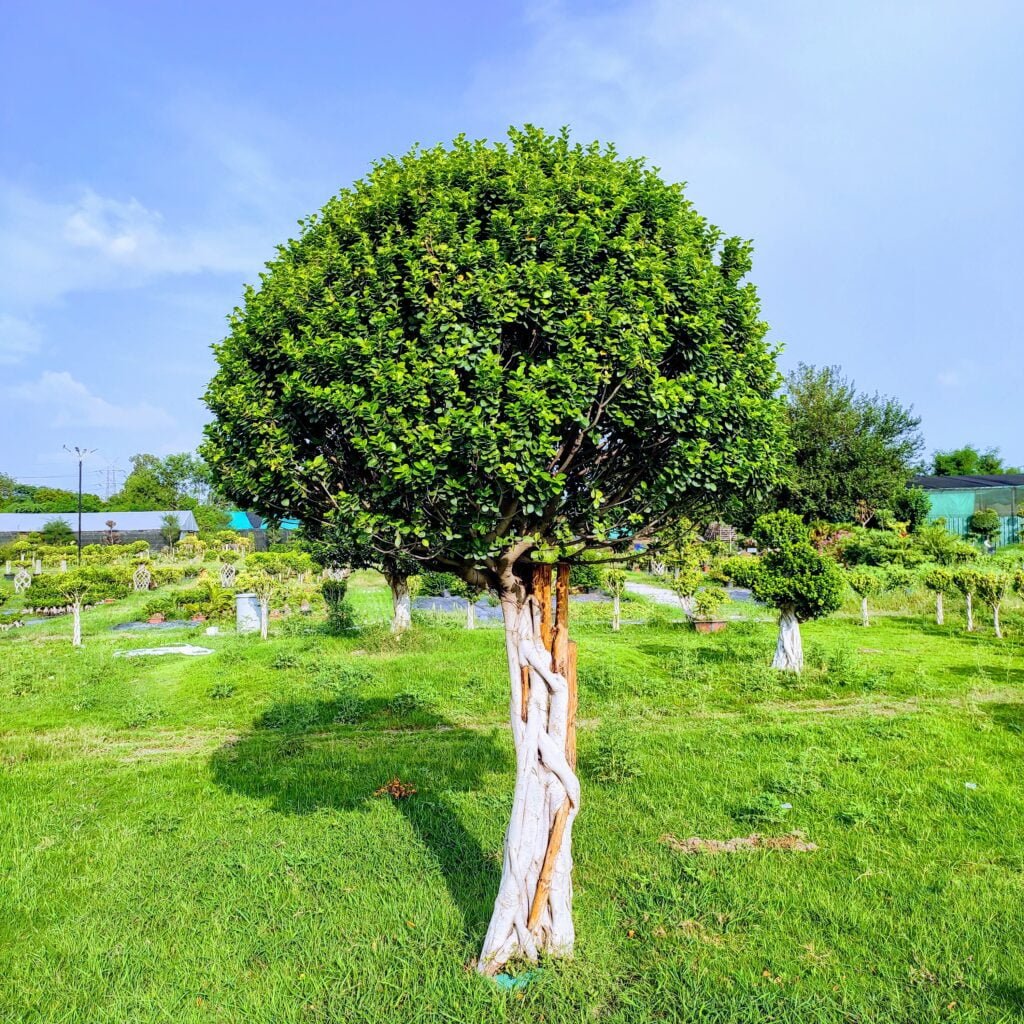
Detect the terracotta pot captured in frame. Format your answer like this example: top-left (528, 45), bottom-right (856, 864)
top-left (694, 619), bottom-right (728, 633)
top-left (147, 614), bottom-right (165, 624)
top-left (191, 614), bottom-right (206, 622)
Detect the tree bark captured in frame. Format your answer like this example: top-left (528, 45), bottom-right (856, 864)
top-left (466, 598), bottom-right (476, 630)
top-left (966, 592), bottom-right (974, 632)
top-left (994, 603), bottom-right (1002, 639)
top-left (936, 592), bottom-right (944, 626)
top-left (386, 572), bottom-right (411, 633)
top-left (772, 606), bottom-right (803, 672)
top-left (478, 563), bottom-right (579, 976)
top-left (259, 596), bottom-right (269, 640)
top-left (72, 599), bottom-right (82, 647)
top-left (860, 596), bottom-right (869, 628)
top-left (612, 593), bottom-right (621, 631)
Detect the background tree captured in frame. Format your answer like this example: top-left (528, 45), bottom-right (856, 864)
top-left (41, 519), bottom-right (75, 545)
top-left (779, 363), bottom-right (923, 525)
top-left (920, 566), bottom-right (953, 625)
top-left (974, 571), bottom-right (1010, 638)
top-left (160, 514), bottom-right (181, 548)
top-left (732, 511), bottom-right (844, 671)
top-left (951, 567), bottom-right (982, 632)
top-left (201, 127), bottom-right (784, 973)
top-left (892, 486), bottom-right (931, 531)
top-left (931, 446), bottom-right (1019, 476)
top-left (846, 568), bottom-right (885, 627)
top-left (605, 568), bottom-right (626, 631)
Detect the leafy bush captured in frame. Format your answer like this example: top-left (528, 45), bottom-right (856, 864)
top-left (27, 566), bottom-right (133, 605)
top-left (417, 571), bottom-right (467, 597)
top-left (569, 563), bottom-right (604, 592)
top-left (693, 585), bottom-right (728, 621)
top-left (321, 579), bottom-right (355, 632)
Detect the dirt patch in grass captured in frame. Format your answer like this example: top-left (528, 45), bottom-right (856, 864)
top-left (662, 831), bottom-right (818, 855)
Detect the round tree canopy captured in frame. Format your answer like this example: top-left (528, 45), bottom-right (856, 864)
top-left (203, 127), bottom-right (783, 581)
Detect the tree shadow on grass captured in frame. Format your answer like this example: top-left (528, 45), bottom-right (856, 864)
top-left (985, 702), bottom-right (1024, 736)
top-left (209, 696), bottom-right (506, 946)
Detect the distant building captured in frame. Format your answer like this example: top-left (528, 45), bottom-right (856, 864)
top-left (913, 474), bottom-right (1023, 546)
top-left (0, 510), bottom-right (199, 547)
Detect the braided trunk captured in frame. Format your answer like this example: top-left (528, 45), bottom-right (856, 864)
top-left (478, 564), bottom-right (579, 975)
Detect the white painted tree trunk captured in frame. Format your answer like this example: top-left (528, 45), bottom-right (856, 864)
top-left (259, 596), bottom-right (269, 640)
top-left (71, 599), bottom-right (82, 647)
top-left (386, 573), bottom-right (411, 633)
top-left (860, 596), bottom-right (870, 627)
top-left (478, 593), bottom-right (580, 975)
top-left (994, 603), bottom-right (1002, 639)
top-left (612, 594), bottom-right (621, 631)
top-left (966, 592), bottom-right (974, 632)
top-left (772, 606), bottom-right (803, 672)
top-left (936, 592), bottom-right (944, 626)
top-left (466, 599), bottom-right (476, 630)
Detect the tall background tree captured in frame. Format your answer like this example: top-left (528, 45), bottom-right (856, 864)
top-left (202, 126), bottom-right (785, 974)
top-left (930, 445), bottom-right (1020, 476)
top-left (779, 363), bottom-right (923, 525)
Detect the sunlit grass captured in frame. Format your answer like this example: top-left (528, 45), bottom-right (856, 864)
top-left (1, 573), bottom-right (1023, 1022)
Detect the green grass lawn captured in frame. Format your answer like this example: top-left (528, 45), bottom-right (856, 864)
top-left (1, 573), bottom-right (1023, 1022)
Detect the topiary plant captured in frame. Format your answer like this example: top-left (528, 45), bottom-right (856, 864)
top-left (951, 567), bottom-right (984, 632)
top-left (846, 568), bottom-right (887, 627)
top-left (746, 511), bottom-right (844, 671)
top-left (967, 508), bottom-right (1001, 546)
top-left (920, 565), bottom-right (954, 626)
top-left (974, 571), bottom-right (1011, 638)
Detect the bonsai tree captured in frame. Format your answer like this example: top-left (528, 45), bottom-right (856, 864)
top-left (951, 567), bottom-right (983, 632)
top-left (967, 508), bottom-right (1001, 547)
top-left (846, 568), bottom-right (886, 627)
top-left (741, 511), bottom-right (844, 671)
top-left (692, 584), bottom-right (728, 624)
top-left (605, 568), bottom-right (626, 631)
top-left (975, 571), bottom-right (1011, 638)
top-left (201, 127), bottom-right (783, 973)
top-left (921, 565), bottom-right (954, 625)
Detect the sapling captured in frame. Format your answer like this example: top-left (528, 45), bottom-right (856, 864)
top-left (975, 571), bottom-right (1011, 638)
top-left (605, 569), bottom-right (626, 631)
top-left (921, 566), bottom-right (953, 625)
top-left (952, 567), bottom-right (983, 632)
top-left (846, 568), bottom-right (886, 627)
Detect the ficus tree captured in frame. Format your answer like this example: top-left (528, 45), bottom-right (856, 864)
top-left (920, 565), bottom-right (954, 625)
top-left (846, 568), bottom-right (887, 627)
top-left (201, 127), bottom-right (784, 973)
top-left (736, 511), bottom-right (844, 671)
top-left (974, 571), bottom-right (1010, 638)
top-left (951, 567), bottom-right (983, 632)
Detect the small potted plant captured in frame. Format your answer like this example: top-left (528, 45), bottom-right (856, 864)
top-left (692, 585), bottom-right (728, 633)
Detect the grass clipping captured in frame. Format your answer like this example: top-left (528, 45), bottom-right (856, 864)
top-left (661, 832), bottom-right (818, 855)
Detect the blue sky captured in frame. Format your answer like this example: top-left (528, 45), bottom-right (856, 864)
top-left (2, 1), bottom-right (1022, 495)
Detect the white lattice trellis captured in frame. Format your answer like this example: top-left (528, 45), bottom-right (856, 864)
top-left (13, 568), bottom-right (31, 593)
top-left (220, 563), bottom-right (237, 588)
top-left (133, 565), bottom-right (153, 591)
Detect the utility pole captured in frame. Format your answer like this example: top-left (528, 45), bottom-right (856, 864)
top-left (63, 446), bottom-right (96, 565)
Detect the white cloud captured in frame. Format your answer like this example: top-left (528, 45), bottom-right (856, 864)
top-left (0, 314), bottom-right (41, 364)
top-left (0, 183), bottom-right (266, 310)
top-left (8, 370), bottom-right (176, 430)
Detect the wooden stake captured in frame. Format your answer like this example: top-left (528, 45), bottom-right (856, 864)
top-left (527, 800), bottom-right (571, 931)
top-left (533, 564), bottom-right (553, 651)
